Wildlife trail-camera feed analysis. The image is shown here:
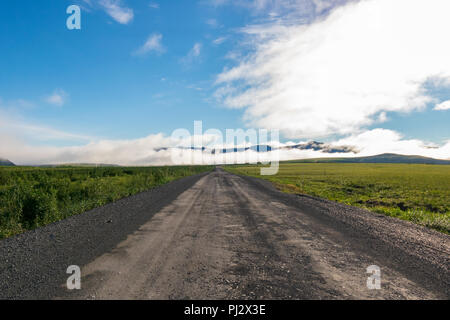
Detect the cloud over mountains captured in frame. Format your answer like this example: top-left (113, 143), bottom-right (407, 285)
top-left (2, 127), bottom-right (449, 166)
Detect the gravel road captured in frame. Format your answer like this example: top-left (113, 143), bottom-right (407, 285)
top-left (0, 168), bottom-right (448, 299)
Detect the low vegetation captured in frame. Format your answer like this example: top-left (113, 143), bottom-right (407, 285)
top-left (0, 165), bottom-right (211, 239)
top-left (225, 163), bottom-right (450, 234)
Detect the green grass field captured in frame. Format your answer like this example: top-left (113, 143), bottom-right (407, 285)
top-left (0, 165), bottom-right (211, 239)
top-left (225, 163), bottom-right (450, 234)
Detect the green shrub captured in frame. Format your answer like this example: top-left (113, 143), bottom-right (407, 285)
top-left (0, 165), bottom-right (212, 239)
top-left (21, 189), bottom-right (58, 228)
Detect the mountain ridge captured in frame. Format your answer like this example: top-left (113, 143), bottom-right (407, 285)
top-left (3, 153), bottom-right (449, 167)
top-left (0, 158), bottom-right (15, 166)
top-left (284, 153), bottom-right (450, 164)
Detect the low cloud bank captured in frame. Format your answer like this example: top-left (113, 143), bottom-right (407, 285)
top-left (1, 129), bottom-right (449, 166)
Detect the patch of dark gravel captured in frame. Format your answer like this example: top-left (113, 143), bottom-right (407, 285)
top-left (0, 172), bottom-right (209, 299)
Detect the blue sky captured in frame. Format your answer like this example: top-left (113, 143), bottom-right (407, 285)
top-left (0, 0), bottom-right (449, 165)
top-left (1, 0), bottom-right (250, 141)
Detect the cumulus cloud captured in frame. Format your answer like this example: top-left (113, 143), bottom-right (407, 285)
top-left (134, 33), bottom-right (165, 55)
top-left (99, 0), bottom-right (133, 24)
top-left (45, 89), bottom-right (68, 107)
top-left (434, 100), bottom-right (450, 111)
top-left (215, 0), bottom-right (450, 139)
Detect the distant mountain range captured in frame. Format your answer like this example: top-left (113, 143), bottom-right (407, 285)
top-left (181, 141), bottom-right (357, 154)
top-left (1, 152), bottom-right (448, 167)
top-left (0, 158), bottom-right (15, 166)
top-left (285, 153), bottom-right (450, 165)
top-left (37, 163), bottom-right (120, 168)
top-left (280, 141), bottom-right (359, 153)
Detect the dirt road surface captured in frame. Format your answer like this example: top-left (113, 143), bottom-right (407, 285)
top-left (1, 168), bottom-right (448, 299)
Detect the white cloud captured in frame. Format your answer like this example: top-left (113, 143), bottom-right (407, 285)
top-left (213, 37), bottom-right (227, 45)
top-left (0, 98), bottom-right (34, 109)
top-left (334, 129), bottom-right (450, 160)
top-left (215, 0), bottom-right (450, 139)
top-left (81, 0), bottom-right (93, 8)
top-left (149, 2), bottom-right (159, 9)
top-left (2, 127), bottom-right (450, 166)
top-left (1, 103), bottom-right (448, 165)
top-left (45, 89), bottom-right (68, 107)
top-left (0, 134), bottom-right (171, 166)
top-left (312, 0), bottom-right (342, 14)
top-left (134, 33), bottom-right (165, 55)
top-left (99, 0), bottom-right (134, 24)
top-left (190, 43), bottom-right (202, 57)
top-left (181, 43), bottom-right (203, 65)
top-left (0, 110), bottom-right (92, 146)
top-left (434, 100), bottom-right (450, 111)
top-left (5, 123), bottom-right (91, 143)
top-left (207, 0), bottom-right (349, 21)
top-left (206, 19), bottom-right (218, 27)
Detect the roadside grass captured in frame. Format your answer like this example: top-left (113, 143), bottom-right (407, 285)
top-left (0, 165), bottom-right (212, 239)
top-left (225, 163), bottom-right (450, 234)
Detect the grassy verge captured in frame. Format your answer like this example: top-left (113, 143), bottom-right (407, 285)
top-left (0, 165), bottom-right (212, 239)
top-left (225, 163), bottom-right (450, 234)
